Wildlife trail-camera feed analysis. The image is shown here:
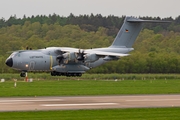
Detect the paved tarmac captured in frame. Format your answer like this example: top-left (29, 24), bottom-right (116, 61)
top-left (0, 94), bottom-right (180, 111)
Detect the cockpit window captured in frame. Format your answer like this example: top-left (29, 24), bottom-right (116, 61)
top-left (9, 52), bottom-right (18, 58)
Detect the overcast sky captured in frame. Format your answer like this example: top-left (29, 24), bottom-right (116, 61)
top-left (0, 0), bottom-right (179, 20)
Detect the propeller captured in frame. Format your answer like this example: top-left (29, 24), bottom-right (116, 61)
top-left (56, 55), bottom-right (64, 65)
top-left (55, 49), bottom-right (86, 65)
top-left (77, 49), bottom-right (85, 61)
top-left (55, 50), bottom-right (65, 65)
top-left (56, 51), bottom-right (70, 65)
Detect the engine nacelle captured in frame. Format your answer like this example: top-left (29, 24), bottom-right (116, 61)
top-left (85, 53), bottom-right (99, 62)
top-left (63, 52), bottom-right (77, 62)
top-left (103, 56), bottom-right (119, 61)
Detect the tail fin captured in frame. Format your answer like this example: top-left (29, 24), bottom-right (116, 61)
top-left (110, 16), bottom-right (170, 48)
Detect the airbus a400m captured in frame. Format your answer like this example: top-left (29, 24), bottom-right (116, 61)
top-left (5, 17), bottom-right (169, 77)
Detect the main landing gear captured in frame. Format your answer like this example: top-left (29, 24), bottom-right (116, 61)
top-left (51, 71), bottom-right (82, 77)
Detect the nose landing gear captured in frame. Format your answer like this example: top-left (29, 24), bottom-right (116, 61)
top-left (20, 71), bottom-right (28, 82)
top-left (20, 72), bottom-right (26, 77)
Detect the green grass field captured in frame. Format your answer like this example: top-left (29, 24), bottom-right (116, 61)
top-left (0, 108), bottom-right (180, 120)
top-left (1, 73), bottom-right (180, 80)
top-left (0, 73), bottom-right (180, 119)
top-left (0, 79), bottom-right (180, 97)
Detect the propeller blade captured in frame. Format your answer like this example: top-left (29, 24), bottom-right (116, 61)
top-left (56, 55), bottom-right (64, 65)
top-left (77, 49), bottom-right (85, 61)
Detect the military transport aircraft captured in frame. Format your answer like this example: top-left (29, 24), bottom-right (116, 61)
top-left (5, 16), bottom-right (170, 77)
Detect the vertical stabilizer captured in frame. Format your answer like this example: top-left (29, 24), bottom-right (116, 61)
top-left (110, 17), bottom-right (143, 48)
top-left (110, 16), bottom-right (170, 48)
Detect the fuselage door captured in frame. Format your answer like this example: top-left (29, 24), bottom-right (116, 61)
top-left (29, 61), bottom-right (35, 71)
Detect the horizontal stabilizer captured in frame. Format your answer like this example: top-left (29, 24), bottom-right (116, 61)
top-left (127, 17), bottom-right (171, 23)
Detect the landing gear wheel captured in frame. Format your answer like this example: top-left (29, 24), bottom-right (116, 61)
top-left (51, 71), bottom-right (56, 76)
top-left (51, 72), bottom-right (83, 77)
top-left (20, 72), bottom-right (26, 77)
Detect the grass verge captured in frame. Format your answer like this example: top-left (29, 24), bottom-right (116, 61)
top-left (0, 79), bottom-right (180, 97)
top-left (0, 108), bottom-right (180, 120)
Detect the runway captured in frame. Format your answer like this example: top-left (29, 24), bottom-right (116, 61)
top-left (0, 94), bottom-right (180, 111)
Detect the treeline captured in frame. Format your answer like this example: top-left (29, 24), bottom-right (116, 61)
top-left (1, 13), bottom-right (180, 35)
top-left (0, 14), bottom-right (180, 73)
top-left (1, 13), bottom-right (124, 36)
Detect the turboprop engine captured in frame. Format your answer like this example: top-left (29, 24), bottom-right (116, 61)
top-left (56, 52), bottom-right (100, 64)
top-left (56, 52), bottom-right (77, 64)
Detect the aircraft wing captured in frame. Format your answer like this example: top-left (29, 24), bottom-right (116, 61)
top-left (59, 47), bottom-right (129, 57)
top-left (84, 50), bottom-right (129, 57)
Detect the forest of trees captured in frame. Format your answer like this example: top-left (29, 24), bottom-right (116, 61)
top-left (0, 13), bottom-right (180, 73)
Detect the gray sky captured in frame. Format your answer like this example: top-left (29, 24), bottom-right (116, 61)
top-left (1, 0), bottom-right (179, 20)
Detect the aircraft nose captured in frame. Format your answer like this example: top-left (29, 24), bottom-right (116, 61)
top-left (5, 58), bottom-right (13, 67)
